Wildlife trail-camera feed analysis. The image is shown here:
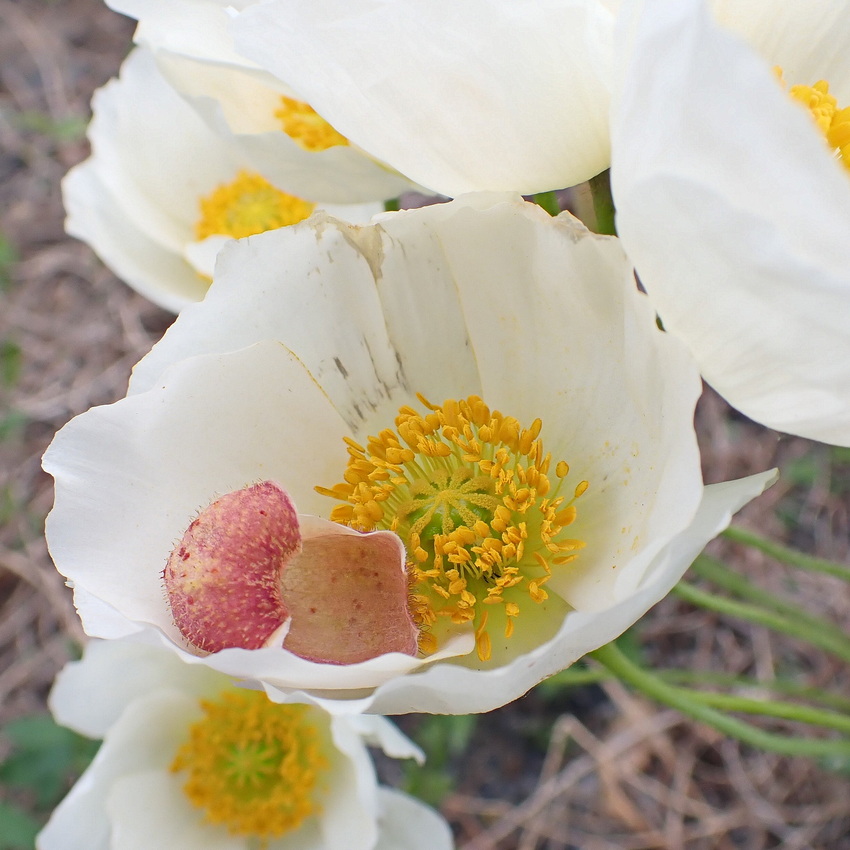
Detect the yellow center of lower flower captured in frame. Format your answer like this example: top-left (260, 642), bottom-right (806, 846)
top-left (779, 70), bottom-right (850, 170)
top-left (275, 96), bottom-right (350, 152)
top-left (195, 171), bottom-right (315, 241)
top-left (171, 690), bottom-right (328, 840)
top-left (316, 395), bottom-right (588, 662)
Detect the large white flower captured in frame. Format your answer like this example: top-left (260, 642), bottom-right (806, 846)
top-left (37, 640), bottom-right (452, 850)
top-left (611, 0), bottom-right (850, 446)
top-left (229, 0), bottom-right (618, 196)
top-left (63, 47), bottom-right (384, 313)
top-left (44, 195), bottom-right (774, 714)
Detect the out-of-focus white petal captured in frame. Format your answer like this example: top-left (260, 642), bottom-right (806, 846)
top-left (66, 45), bottom-right (397, 312)
top-left (63, 165), bottom-right (209, 313)
top-left (613, 0), bottom-right (850, 446)
top-left (48, 641), bottom-right (221, 738)
top-left (106, 0), bottom-right (258, 68)
top-left (374, 788), bottom-right (455, 850)
top-left (108, 772), bottom-right (244, 850)
top-left (232, 0), bottom-right (615, 195)
top-left (344, 715), bottom-right (425, 764)
top-left (38, 690), bottom-right (202, 850)
top-left (154, 49), bottom-right (416, 204)
top-left (710, 0), bottom-right (850, 97)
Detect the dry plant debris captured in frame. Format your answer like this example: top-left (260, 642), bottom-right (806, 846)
top-left (1, 1), bottom-right (850, 847)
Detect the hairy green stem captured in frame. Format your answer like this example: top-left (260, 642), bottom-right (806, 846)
top-left (723, 526), bottom-right (850, 582)
top-left (547, 666), bottom-right (850, 715)
top-left (690, 556), bottom-right (849, 646)
top-left (590, 642), bottom-right (850, 759)
top-left (673, 582), bottom-right (850, 665)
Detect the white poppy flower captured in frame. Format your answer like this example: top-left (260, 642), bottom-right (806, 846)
top-left (63, 47), bottom-right (384, 313)
top-left (105, 0), bottom-right (414, 205)
top-left (43, 195), bottom-right (775, 715)
top-left (37, 639), bottom-right (452, 850)
top-left (611, 0), bottom-right (850, 446)
top-left (229, 0), bottom-right (618, 196)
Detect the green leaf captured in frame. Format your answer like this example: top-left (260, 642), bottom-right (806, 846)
top-left (0, 715), bottom-right (99, 809)
top-left (0, 801), bottom-right (40, 849)
top-left (0, 339), bottom-right (22, 388)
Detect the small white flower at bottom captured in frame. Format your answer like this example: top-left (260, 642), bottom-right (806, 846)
top-left (37, 640), bottom-right (454, 850)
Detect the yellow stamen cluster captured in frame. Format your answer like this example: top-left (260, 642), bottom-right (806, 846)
top-left (275, 96), bottom-right (350, 152)
top-left (171, 690), bottom-right (328, 841)
top-left (195, 170), bottom-right (315, 241)
top-left (778, 69), bottom-right (850, 170)
top-left (316, 395), bottom-right (588, 662)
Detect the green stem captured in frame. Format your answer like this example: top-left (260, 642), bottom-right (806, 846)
top-left (680, 690), bottom-right (850, 735)
top-left (590, 642), bottom-right (850, 759)
top-left (383, 198), bottom-right (400, 212)
top-left (722, 526), bottom-right (850, 582)
top-left (658, 670), bottom-right (850, 715)
top-left (673, 582), bottom-right (850, 665)
top-left (589, 170), bottom-right (616, 235)
top-left (690, 556), bottom-right (849, 645)
top-left (546, 665), bottom-right (850, 715)
top-left (532, 191), bottom-right (561, 216)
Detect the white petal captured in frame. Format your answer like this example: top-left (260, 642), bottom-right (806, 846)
top-left (107, 0), bottom-right (258, 68)
top-left (316, 716), bottom-right (381, 850)
top-left (343, 715), bottom-right (424, 764)
top-left (44, 343), bottom-right (351, 640)
top-left (232, 0), bottom-right (616, 195)
top-left (48, 640), bottom-right (222, 738)
top-left (129, 210), bottom-right (481, 434)
top-left (84, 48), bottom-right (236, 251)
top-left (374, 788), bottom-right (455, 850)
top-left (184, 235), bottom-right (231, 280)
top-left (107, 772), bottom-right (244, 850)
top-left (413, 198), bottom-right (704, 610)
top-left (613, 0), bottom-right (850, 445)
top-left (63, 163), bottom-right (208, 313)
top-left (39, 690), bottom-right (203, 850)
top-left (362, 470), bottom-right (776, 714)
top-left (710, 0), bottom-right (850, 98)
top-left (154, 49), bottom-right (416, 204)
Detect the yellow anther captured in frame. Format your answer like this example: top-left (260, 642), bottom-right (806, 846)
top-left (171, 691), bottom-right (327, 839)
top-left (275, 96), bottom-right (349, 152)
top-left (317, 395), bottom-right (588, 659)
top-left (780, 70), bottom-right (850, 171)
top-left (195, 171), bottom-right (314, 241)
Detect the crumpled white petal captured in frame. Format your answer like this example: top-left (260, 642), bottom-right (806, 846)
top-left (231, 0), bottom-right (616, 195)
top-left (45, 195), bottom-right (774, 713)
top-left (612, 0), bottom-right (850, 446)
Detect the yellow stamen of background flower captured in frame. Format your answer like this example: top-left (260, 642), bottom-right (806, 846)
top-left (275, 96), bottom-right (349, 152)
top-left (777, 69), bottom-right (850, 170)
top-left (316, 395), bottom-right (588, 662)
top-left (195, 171), bottom-right (315, 241)
top-left (171, 691), bottom-right (327, 840)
